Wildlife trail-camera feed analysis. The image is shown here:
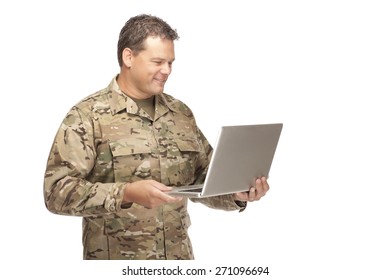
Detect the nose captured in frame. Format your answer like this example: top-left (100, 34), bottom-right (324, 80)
top-left (160, 62), bottom-right (172, 75)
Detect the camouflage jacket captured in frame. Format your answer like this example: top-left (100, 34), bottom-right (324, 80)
top-left (44, 77), bottom-right (244, 260)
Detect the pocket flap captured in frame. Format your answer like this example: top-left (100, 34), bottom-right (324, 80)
top-left (175, 138), bottom-right (201, 152)
top-left (109, 138), bottom-right (151, 156)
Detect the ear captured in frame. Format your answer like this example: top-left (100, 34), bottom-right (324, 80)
top-left (122, 48), bottom-right (133, 68)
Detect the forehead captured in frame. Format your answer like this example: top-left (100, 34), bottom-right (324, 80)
top-left (140, 36), bottom-right (175, 59)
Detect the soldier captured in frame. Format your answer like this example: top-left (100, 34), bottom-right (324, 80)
top-left (43, 14), bottom-right (269, 260)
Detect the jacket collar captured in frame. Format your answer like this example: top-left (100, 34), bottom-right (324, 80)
top-left (108, 76), bottom-right (178, 120)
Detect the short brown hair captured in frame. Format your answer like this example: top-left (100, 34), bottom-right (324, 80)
top-left (117, 14), bottom-right (179, 66)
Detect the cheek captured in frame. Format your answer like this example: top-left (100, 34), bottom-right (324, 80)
top-left (132, 68), bottom-right (149, 83)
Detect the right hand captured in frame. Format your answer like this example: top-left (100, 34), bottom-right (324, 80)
top-left (123, 180), bottom-right (182, 208)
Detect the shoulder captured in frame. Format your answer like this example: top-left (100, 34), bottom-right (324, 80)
top-left (60, 86), bottom-right (112, 129)
top-left (75, 87), bottom-right (111, 112)
top-left (162, 93), bottom-right (194, 118)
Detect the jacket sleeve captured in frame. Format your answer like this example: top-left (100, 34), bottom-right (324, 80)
top-left (189, 128), bottom-right (246, 212)
top-left (43, 107), bottom-right (129, 217)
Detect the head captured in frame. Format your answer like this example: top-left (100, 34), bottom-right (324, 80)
top-left (117, 14), bottom-right (179, 98)
top-left (117, 14), bottom-right (179, 67)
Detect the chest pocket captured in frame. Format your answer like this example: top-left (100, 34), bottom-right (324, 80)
top-left (164, 137), bottom-right (202, 186)
top-left (109, 137), bottom-right (152, 182)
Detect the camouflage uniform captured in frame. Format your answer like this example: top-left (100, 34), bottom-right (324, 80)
top-left (44, 77), bottom-right (245, 260)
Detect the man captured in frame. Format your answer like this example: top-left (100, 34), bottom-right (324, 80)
top-left (44, 14), bottom-right (269, 260)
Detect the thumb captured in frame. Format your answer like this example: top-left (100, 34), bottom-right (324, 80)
top-left (234, 192), bottom-right (248, 201)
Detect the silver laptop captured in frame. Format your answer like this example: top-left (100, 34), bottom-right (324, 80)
top-left (168, 123), bottom-right (283, 198)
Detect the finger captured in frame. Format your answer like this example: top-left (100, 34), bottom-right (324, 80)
top-left (158, 191), bottom-right (183, 203)
top-left (150, 180), bottom-right (172, 191)
top-left (146, 195), bottom-right (182, 209)
top-left (254, 177), bottom-right (269, 200)
top-left (250, 179), bottom-right (261, 201)
top-left (248, 187), bottom-right (257, 201)
top-left (261, 177), bottom-right (270, 192)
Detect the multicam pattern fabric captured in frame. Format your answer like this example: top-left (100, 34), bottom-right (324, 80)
top-left (44, 77), bottom-right (244, 260)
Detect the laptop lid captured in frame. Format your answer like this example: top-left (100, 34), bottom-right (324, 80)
top-left (169, 123), bottom-right (283, 198)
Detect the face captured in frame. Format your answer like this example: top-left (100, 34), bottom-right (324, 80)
top-left (123, 36), bottom-right (175, 99)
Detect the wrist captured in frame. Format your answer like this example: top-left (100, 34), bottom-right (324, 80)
top-left (234, 200), bottom-right (247, 212)
top-left (122, 183), bottom-right (133, 204)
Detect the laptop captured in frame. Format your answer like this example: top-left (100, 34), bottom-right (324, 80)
top-left (168, 123), bottom-right (283, 198)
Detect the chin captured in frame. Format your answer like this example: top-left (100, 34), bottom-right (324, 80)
top-left (154, 87), bottom-right (165, 95)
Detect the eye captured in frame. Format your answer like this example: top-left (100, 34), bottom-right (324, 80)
top-left (153, 60), bottom-right (163, 65)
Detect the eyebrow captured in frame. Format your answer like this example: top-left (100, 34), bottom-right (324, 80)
top-left (151, 57), bottom-right (175, 62)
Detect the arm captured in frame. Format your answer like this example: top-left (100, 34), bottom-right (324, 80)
top-left (44, 107), bottom-right (182, 216)
top-left (44, 107), bottom-right (127, 216)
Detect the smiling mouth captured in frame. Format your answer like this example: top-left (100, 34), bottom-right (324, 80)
top-left (154, 78), bottom-right (167, 85)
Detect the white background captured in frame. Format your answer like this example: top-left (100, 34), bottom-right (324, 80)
top-left (1, 0), bottom-right (389, 279)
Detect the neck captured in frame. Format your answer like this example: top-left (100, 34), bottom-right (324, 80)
top-left (117, 72), bottom-right (153, 100)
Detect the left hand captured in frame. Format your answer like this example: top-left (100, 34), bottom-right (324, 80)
top-left (234, 177), bottom-right (270, 202)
